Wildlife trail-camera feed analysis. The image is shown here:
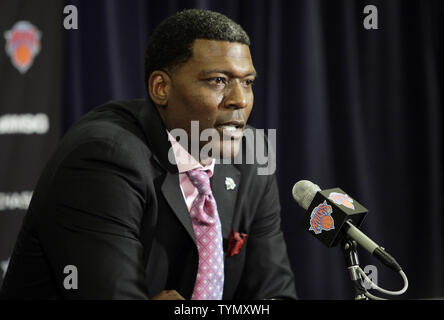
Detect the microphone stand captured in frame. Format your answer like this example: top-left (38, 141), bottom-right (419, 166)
top-left (342, 238), bottom-right (369, 300)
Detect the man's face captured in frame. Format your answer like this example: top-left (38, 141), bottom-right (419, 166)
top-left (158, 39), bottom-right (256, 161)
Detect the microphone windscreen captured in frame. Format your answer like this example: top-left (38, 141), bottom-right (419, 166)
top-left (292, 180), bottom-right (321, 210)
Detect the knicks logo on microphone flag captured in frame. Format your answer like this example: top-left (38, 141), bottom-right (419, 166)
top-left (328, 192), bottom-right (355, 210)
top-left (309, 201), bottom-right (335, 234)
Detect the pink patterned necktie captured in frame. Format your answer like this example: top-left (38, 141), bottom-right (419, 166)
top-left (186, 169), bottom-right (224, 300)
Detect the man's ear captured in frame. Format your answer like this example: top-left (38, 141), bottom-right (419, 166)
top-left (148, 70), bottom-right (171, 107)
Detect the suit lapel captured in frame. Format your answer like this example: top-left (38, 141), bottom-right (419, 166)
top-left (211, 164), bottom-right (241, 240)
top-left (161, 171), bottom-right (196, 244)
top-left (137, 101), bottom-right (198, 243)
top-left (160, 163), bottom-right (241, 248)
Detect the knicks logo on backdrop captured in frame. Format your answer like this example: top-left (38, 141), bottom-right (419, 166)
top-left (309, 201), bottom-right (335, 234)
top-left (4, 21), bottom-right (42, 74)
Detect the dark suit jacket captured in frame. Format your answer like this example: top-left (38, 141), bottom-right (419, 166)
top-left (0, 99), bottom-right (297, 300)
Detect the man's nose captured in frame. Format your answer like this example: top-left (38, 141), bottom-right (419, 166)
top-left (224, 80), bottom-right (248, 109)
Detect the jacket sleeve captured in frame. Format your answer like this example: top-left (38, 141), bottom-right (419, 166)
top-left (37, 138), bottom-right (150, 299)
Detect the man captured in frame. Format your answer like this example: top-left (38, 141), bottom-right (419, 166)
top-left (0, 9), bottom-right (297, 300)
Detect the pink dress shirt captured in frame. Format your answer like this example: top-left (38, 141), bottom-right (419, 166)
top-left (166, 131), bottom-right (216, 211)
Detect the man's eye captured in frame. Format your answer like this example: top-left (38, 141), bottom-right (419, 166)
top-left (209, 77), bottom-right (226, 85)
top-left (243, 79), bottom-right (255, 87)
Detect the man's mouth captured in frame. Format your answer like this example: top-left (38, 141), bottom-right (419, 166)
top-left (215, 120), bottom-right (245, 139)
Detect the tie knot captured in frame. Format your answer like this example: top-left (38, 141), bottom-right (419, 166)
top-left (187, 169), bottom-right (211, 195)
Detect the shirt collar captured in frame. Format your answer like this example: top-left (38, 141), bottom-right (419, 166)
top-left (166, 130), bottom-right (215, 177)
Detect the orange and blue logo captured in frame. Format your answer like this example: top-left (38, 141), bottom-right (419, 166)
top-left (328, 192), bottom-right (355, 210)
top-left (4, 21), bottom-right (42, 74)
top-left (309, 201), bottom-right (335, 234)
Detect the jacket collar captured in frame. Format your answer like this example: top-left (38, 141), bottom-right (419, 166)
top-left (138, 99), bottom-right (178, 174)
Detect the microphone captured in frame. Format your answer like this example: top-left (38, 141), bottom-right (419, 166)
top-left (292, 180), bottom-right (401, 272)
